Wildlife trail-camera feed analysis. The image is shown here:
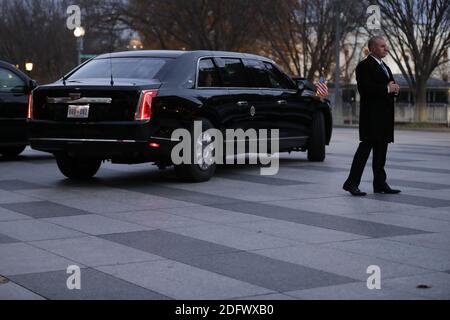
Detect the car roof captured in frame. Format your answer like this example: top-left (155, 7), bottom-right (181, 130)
top-left (94, 50), bottom-right (273, 62)
top-left (0, 60), bottom-right (31, 80)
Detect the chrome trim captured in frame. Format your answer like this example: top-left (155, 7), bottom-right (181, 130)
top-left (150, 136), bottom-right (181, 142)
top-left (47, 97), bottom-right (112, 104)
top-left (224, 136), bottom-right (308, 143)
top-left (30, 138), bottom-right (137, 143)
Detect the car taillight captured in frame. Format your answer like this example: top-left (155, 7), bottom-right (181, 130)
top-left (27, 93), bottom-right (33, 120)
top-left (135, 90), bottom-right (158, 120)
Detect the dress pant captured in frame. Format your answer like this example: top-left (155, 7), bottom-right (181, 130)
top-left (344, 140), bottom-right (388, 189)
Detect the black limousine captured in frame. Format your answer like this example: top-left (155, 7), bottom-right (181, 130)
top-left (0, 61), bottom-right (36, 157)
top-left (29, 50), bottom-right (332, 182)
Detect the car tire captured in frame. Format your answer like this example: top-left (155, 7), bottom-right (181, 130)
top-left (174, 118), bottom-right (217, 182)
top-left (0, 145), bottom-right (26, 158)
top-left (307, 111), bottom-right (326, 162)
top-left (55, 154), bottom-right (101, 179)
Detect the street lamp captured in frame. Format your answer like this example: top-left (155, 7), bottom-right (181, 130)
top-left (25, 62), bottom-right (33, 72)
top-left (74, 27), bottom-right (85, 66)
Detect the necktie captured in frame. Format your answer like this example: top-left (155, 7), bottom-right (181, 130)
top-left (380, 62), bottom-right (389, 78)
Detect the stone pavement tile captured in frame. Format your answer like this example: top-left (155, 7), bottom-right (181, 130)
top-left (0, 243), bottom-right (80, 276)
top-left (51, 197), bottom-right (142, 214)
top-left (364, 193), bottom-right (450, 208)
top-left (285, 282), bottom-right (426, 300)
top-left (0, 233), bottom-right (19, 244)
top-left (76, 188), bottom-right (198, 210)
top-left (0, 180), bottom-right (44, 191)
top-left (383, 272), bottom-right (450, 300)
top-left (0, 219), bottom-right (85, 242)
top-left (384, 232), bottom-right (450, 251)
top-left (106, 210), bottom-right (210, 230)
top-left (13, 188), bottom-right (84, 201)
top-left (214, 172), bottom-right (310, 186)
top-left (100, 230), bottom-right (238, 260)
top-left (180, 251), bottom-right (357, 292)
top-left (160, 206), bottom-right (272, 224)
top-left (0, 190), bottom-right (38, 204)
top-left (0, 201), bottom-right (91, 219)
top-left (42, 214), bottom-right (152, 236)
top-left (165, 223), bottom-right (299, 251)
top-left (212, 201), bottom-right (428, 238)
top-left (31, 236), bottom-right (165, 267)
top-left (270, 196), bottom-right (426, 216)
top-left (225, 219), bottom-right (367, 244)
top-left (0, 281), bottom-right (45, 300)
top-left (386, 207), bottom-right (450, 222)
top-left (322, 239), bottom-right (450, 271)
top-left (98, 260), bottom-right (273, 300)
top-left (353, 213), bottom-right (450, 232)
top-left (254, 244), bottom-right (431, 281)
top-left (235, 293), bottom-right (296, 300)
top-left (112, 184), bottom-right (244, 206)
top-left (0, 207), bottom-right (32, 222)
top-left (378, 179), bottom-right (450, 191)
top-left (9, 268), bottom-right (168, 300)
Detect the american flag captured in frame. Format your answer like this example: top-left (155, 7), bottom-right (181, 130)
top-left (316, 75), bottom-right (328, 97)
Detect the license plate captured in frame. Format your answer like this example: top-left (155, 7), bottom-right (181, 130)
top-left (67, 105), bottom-right (89, 118)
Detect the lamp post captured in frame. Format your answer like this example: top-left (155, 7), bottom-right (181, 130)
top-left (74, 26), bottom-right (85, 66)
top-left (25, 62), bottom-right (33, 77)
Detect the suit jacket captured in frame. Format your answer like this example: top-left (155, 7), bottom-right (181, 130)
top-left (356, 55), bottom-right (395, 143)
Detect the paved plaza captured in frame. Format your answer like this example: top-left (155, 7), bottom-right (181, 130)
top-left (0, 127), bottom-right (450, 300)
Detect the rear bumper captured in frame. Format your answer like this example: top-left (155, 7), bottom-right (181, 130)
top-left (0, 118), bottom-right (29, 147)
top-left (28, 120), bottom-right (178, 162)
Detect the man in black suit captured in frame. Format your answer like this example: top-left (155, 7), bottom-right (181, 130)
top-left (343, 36), bottom-right (401, 196)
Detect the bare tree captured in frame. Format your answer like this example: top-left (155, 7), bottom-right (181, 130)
top-left (373, 0), bottom-right (450, 122)
top-left (256, 0), bottom-right (366, 80)
top-left (121, 0), bottom-right (260, 51)
top-left (0, 0), bottom-right (76, 83)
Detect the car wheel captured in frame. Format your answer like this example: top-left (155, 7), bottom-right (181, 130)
top-left (174, 118), bottom-right (217, 182)
top-left (55, 154), bottom-right (101, 179)
top-left (0, 145), bottom-right (26, 158)
top-left (307, 111), bottom-right (326, 162)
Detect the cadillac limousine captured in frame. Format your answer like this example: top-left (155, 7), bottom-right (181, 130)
top-left (28, 50), bottom-right (332, 182)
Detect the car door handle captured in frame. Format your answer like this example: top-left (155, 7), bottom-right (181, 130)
top-left (277, 100), bottom-right (287, 105)
top-left (237, 101), bottom-right (249, 106)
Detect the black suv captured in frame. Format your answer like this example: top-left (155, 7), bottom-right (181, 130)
top-left (29, 50), bottom-right (332, 182)
top-left (0, 61), bottom-right (36, 157)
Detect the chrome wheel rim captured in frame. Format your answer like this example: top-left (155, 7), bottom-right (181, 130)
top-left (195, 131), bottom-right (214, 171)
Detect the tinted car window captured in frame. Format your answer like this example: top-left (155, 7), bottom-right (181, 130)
top-left (243, 59), bottom-right (271, 88)
top-left (263, 62), bottom-right (295, 89)
top-left (68, 58), bottom-right (169, 80)
top-left (216, 58), bottom-right (249, 88)
top-left (198, 58), bottom-right (221, 88)
top-left (0, 68), bottom-right (25, 93)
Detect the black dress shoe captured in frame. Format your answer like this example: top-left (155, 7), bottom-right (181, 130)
top-left (374, 185), bottom-right (401, 194)
top-left (343, 184), bottom-right (367, 196)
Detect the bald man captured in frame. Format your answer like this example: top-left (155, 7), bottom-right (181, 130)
top-left (343, 36), bottom-right (401, 196)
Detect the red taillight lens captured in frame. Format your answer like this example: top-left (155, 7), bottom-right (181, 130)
top-left (27, 93), bottom-right (33, 120)
top-left (135, 90), bottom-right (158, 120)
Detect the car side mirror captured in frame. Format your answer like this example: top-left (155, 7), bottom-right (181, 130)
top-left (296, 80), bottom-right (305, 92)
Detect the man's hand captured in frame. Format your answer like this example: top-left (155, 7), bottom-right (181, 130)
top-left (388, 81), bottom-right (400, 94)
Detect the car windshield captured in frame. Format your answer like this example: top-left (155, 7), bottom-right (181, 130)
top-left (67, 57), bottom-right (170, 81)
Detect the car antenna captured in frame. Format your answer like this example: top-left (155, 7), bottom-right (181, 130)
top-left (109, 53), bottom-right (114, 86)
